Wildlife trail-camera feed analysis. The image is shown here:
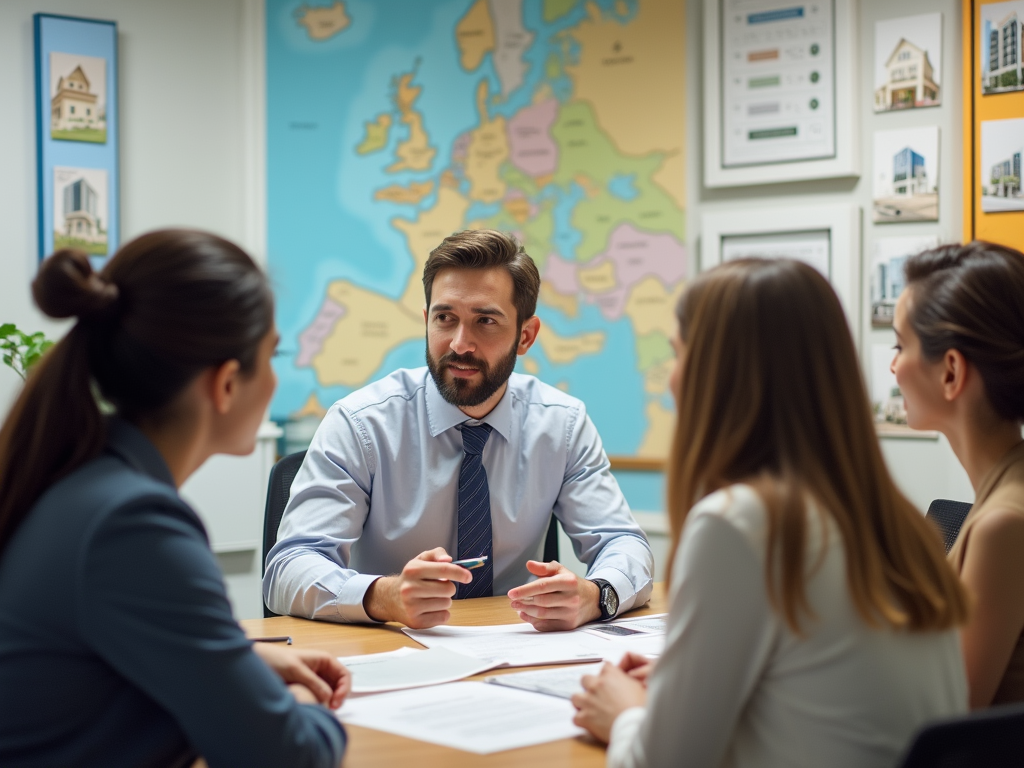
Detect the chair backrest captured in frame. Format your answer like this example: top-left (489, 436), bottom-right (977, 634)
top-left (262, 450), bottom-right (307, 616)
top-left (898, 701), bottom-right (1024, 768)
top-left (925, 499), bottom-right (973, 553)
top-left (261, 449), bottom-right (560, 614)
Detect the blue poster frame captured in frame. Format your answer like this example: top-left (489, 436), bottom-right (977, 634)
top-left (34, 13), bottom-right (119, 267)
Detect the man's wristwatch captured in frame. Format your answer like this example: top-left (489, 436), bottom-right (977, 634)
top-left (590, 578), bottom-right (619, 621)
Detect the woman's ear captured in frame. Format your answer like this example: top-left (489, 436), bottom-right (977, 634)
top-left (209, 359), bottom-right (242, 415)
top-left (941, 348), bottom-right (969, 403)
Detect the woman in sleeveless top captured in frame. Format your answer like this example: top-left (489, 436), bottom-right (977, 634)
top-left (571, 259), bottom-right (969, 767)
top-left (893, 241), bottom-right (1024, 708)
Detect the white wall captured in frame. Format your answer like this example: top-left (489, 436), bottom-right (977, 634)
top-left (684, 0), bottom-right (975, 515)
top-left (0, 0), bottom-right (262, 412)
top-left (0, 0), bottom-right (269, 617)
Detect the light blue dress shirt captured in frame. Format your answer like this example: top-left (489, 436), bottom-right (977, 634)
top-left (263, 367), bottom-right (654, 623)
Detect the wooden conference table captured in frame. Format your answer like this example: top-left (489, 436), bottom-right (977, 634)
top-left (238, 584), bottom-right (667, 768)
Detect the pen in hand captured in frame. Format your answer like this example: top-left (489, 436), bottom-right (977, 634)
top-left (451, 556), bottom-right (488, 570)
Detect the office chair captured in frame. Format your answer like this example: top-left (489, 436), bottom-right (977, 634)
top-left (262, 449), bottom-right (560, 616)
top-left (262, 450), bottom-right (307, 617)
top-left (898, 701), bottom-right (1024, 768)
top-left (925, 499), bottom-right (973, 553)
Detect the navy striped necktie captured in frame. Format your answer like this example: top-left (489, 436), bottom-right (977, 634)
top-left (456, 423), bottom-right (493, 599)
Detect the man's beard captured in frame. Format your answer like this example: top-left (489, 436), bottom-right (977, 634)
top-left (426, 339), bottom-right (519, 408)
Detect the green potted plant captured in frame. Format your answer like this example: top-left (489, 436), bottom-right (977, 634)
top-left (0, 324), bottom-right (54, 380)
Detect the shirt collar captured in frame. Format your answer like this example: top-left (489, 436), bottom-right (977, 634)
top-left (104, 416), bottom-right (177, 489)
top-left (424, 370), bottom-right (513, 442)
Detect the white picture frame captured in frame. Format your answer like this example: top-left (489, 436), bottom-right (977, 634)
top-left (700, 204), bottom-right (862, 342)
top-left (703, 0), bottom-right (860, 188)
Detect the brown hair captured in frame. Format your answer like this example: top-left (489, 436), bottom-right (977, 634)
top-left (667, 258), bottom-right (968, 633)
top-left (904, 241), bottom-right (1024, 422)
top-left (0, 229), bottom-right (274, 556)
top-left (422, 230), bottom-right (540, 324)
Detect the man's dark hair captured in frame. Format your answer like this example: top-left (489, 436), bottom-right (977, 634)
top-left (422, 230), bottom-right (541, 324)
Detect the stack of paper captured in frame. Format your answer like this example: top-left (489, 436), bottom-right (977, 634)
top-left (337, 646), bottom-right (497, 694)
top-left (403, 623), bottom-right (606, 667)
top-left (333, 614), bottom-right (667, 754)
top-left (404, 614), bottom-right (667, 667)
top-left (484, 663), bottom-right (604, 699)
top-left (337, 681), bottom-right (585, 754)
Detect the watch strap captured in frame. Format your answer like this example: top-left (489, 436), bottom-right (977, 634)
top-left (590, 578), bottom-right (615, 621)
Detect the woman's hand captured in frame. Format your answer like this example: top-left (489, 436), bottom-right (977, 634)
top-left (253, 643), bottom-right (351, 709)
top-left (571, 662), bottom-right (647, 744)
top-left (618, 651), bottom-right (656, 685)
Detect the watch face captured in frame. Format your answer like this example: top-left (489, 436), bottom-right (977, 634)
top-left (603, 586), bottom-right (619, 616)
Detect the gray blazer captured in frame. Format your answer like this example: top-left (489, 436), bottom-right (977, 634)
top-left (0, 419), bottom-right (345, 768)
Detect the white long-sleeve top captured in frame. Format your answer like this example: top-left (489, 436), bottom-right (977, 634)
top-left (608, 484), bottom-right (967, 768)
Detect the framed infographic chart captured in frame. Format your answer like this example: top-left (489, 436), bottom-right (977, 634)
top-left (700, 204), bottom-right (862, 339)
top-left (34, 14), bottom-right (120, 267)
top-left (963, 0), bottom-right (1024, 247)
top-left (703, 0), bottom-right (859, 187)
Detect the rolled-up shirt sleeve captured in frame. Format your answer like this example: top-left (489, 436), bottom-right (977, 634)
top-left (263, 404), bottom-right (382, 623)
top-left (554, 404), bottom-right (654, 615)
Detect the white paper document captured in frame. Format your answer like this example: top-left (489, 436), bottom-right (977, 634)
top-left (404, 623), bottom-right (605, 667)
top-left (484, 663), bottom-right (603, 700)
top-left (405, 620), bottom-right (666, 667)
top-left (582, 613), bottom-right (667, 640)
top-left (336, 681), bottom-right (585, 753)
top-left (337, 646), bottom-right (497, 693)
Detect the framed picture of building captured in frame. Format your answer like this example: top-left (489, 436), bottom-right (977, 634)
top-left (963, 0), bottom-right (1024, 248)
top-left (702, 0), bottom-right (860, 187)
top-left (49, 52), bottom-right (107, 143)
top-left (53, 167), bottom-right (109, 256)
top-left (869, 236), bottom-right (940, 326)
top-left (34, 14), bottom-right (119, 265)
top-left (873, 127), bottom-right (940, 223)
top-left (700, 204), bottom-right (862, 341)
top-left (981, 1), bottom-right (1024, 94)
top-left (981, 117), bottom-right (1024, 211)
top-left (874, 14), bottom-right (942, 112)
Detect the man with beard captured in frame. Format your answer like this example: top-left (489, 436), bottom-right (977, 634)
top-left (264, 230), bottom-right (653, 630)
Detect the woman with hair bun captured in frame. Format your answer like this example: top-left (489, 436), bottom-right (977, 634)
top-left (893, 240), bottom-right (1024, 708)
top-left (0, 231), bottom-right (348, 767)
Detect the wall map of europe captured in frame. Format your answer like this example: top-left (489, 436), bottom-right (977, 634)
top-left (268, 0), bottom-right (686, 457)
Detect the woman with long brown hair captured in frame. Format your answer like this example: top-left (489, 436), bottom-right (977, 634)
top-left (572, 259), bottom-right (969, 767)
top-left (893, 241), bottom-right (1024, 708)
top-left (0, 231), bottom-right (348, 767)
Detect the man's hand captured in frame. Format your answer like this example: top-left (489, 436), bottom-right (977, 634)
top-left (571, 662), bottom-right (648, 744)
top-left (363, 547), bottom-right (473, 628)
top-left (253, 643), bottom-right (351, 709)
top-left (507, 560), bottom-right (602, 631)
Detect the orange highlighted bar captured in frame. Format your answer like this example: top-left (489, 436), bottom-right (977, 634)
top-left (748, 49), bottom-right (780, 62)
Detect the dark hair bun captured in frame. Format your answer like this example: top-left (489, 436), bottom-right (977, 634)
top-left (905, 241), bottom-right (1024, 422)
top-left (32, 249), bottom-right (119, 320)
